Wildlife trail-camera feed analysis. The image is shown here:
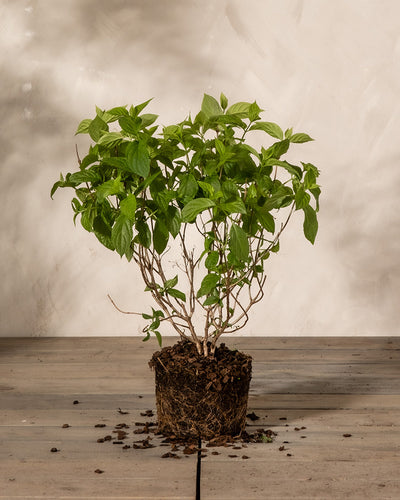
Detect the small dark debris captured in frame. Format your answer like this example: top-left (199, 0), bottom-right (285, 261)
top-left (62, 424), bottom-right (70, 428)
top-left (233, 446), bottom-right (242, 450)
top-left (301, 436), bottom-right (307, 439)
top-left (228, 454), bottom-right (238, 458)
top-left (294, 427), bottom-right (300, 431)
top-left (279, 446), bottom-right (285, 451)
top-left (115, 423), bottom-right (129, 429)
top-left (103, 435), bottom-right (112, 441)
top-left (97, 438), bottom-right (105, 443)
top-left (73, 400), bottom-right (80, 405)
top-left (286, 453), bottom-right (292, 457)
top-left (301, 426), bottom-right (307, 430)
top-left (95, 424), bottom-right (106, 428)
top-left (242, 455), bottom-right (250, 459)
top-left (112, 441), bottom-right (123, 444)
top-left (283, 441), bottom-right (289, 444)
top-left (182, 443), bottom-right (197, 455)
top-left (94, 469), bottom-right (104, 474)
top-left (133, 437), bottom-right (155, 449)
top-left (161, 452), bottom-right (180, 459)
top-left (211, 451), bottom-right (220, 455)
top-left (246, 412), bottom-right (260, 421)
top-left (122, 445), bottom-right (131, 449)
top-left (279, 417), bottom-right (287, 421)
top-left (140, 410), bottom-right (154, 417)
top-left (343, 434), bottom-right (352, 438)
top-left (138, 395), bottom-right (143, 398)
top-left (50, 447), bottom-right (59, 453)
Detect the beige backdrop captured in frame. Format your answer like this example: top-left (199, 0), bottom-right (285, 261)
top-left (1, 0), bottom-right (399, 337)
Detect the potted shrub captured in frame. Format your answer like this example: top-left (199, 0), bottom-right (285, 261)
top-left (51, 93), bottom-right (320, 440)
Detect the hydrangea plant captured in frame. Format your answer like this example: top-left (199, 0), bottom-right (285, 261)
top-left (52, 93), bottom-right (320, 356)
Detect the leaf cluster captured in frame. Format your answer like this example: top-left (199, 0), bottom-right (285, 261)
top-left (52, 94), bottom-right (320, 354)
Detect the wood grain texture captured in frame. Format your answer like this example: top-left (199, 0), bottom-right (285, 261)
top-left (1, 337), bottom-right (399, 499)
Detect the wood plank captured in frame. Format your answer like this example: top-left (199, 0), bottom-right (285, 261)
top-left (1, 337), bottom-right (400, 499)
top-left (201, 460), bottom-right (400, 499)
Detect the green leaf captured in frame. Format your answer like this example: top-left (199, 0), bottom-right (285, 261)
top-left (120, 194), bottom-right (137, 221)
top-left (94, 230), bottom-right (115, 250)
top-left (229, 223), bottom-right (250, 261)
top-left (119, 116), bottom-right (142, 135)
top-left (214, 138), bottom-right (226, 157)
top-left (248, 101), bottom-right (263, 122)
top-left (181, 198), bottom-right (215, 222)
top-left (88, 115), bottom-right (108, 142)
top-left (220, 92), bottom-right (228, 110)
top-left (270, 241), bottom-right (279, 253)
top-left (203, 295), bottom-right (220, 306)
top-left (135, 218), bottom-right (151, 248)
top-left (198, 181), bottom-right (214, 198)
top-left (205, 251), bottom-right (219, 270)
top-left (140, 113), bottom-right (158, 128)
top-left (310, 186), bottom-right (321, 212)
top-left (212, 114), bottom-right (247, 129)
top-left (153, 218), bottom-right (169, 254)
top-left (226, 101), bottom-right (251, 118)
top-left (80, 153), bottom-right (99, 170)
top-left (303, 205), bottom-right (318, 244)
top-left (96, 177), bottom-right (123, 203)
top-left (107, 106), bottom-right (129, 118)
top-left (154, 330), bottom-right (163, 347)
top-left (164, 275), bottom-right (178, 290)
top-left (165, 206), bottom-right (181, 238)
top-left (263, 159), bottom-right (302, 180)
top-left (256, 209), bottom-right (275, 233)
top-left (134, 98), bottom-right (153, 115)
top-left (126, 141), bottom-right (150, 177)
top-left (101, 157), bottom-right (128, 170)
top-left (177, 174), bottom-right (198, 201)
top-left (50, 180), bottom-right (63, 198)
top-left (75, 119), bottom-right (91, 135)
top-left (80, 205), bottom-right (96, 232)
top-left (290, 133), bottom-right (314, 143)
top-left (263, 139), bottom-right (290, 160)
top-left (219, 199), bottom-right (247, 215)
top-left (201, 94), bottom-right (223, 118)
top-left (197, 273), bottom-right (220, 298)
top-left (69, 170), bottom-right (100, 185)
top-left (97, 132), bottom-right (123, 147)
top-left (222, 180), bottom-right (239, 201)
top-left (284, 127), bottom-right (293, 139)
top-left (167, 288), bottom-right (186, 301)
top-left (250, 121), bottom-right (283, 140)
top-left (295, 186), bottom-right (311, 210)
top-left (111, 214), bottom-right (133, 257)
top-left (163, 124), bottom-right (180, 139)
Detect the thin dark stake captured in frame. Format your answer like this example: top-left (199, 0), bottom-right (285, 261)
top-left (196, 437), bottom-right (201, 500)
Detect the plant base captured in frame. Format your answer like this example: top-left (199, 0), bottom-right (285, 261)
top-left (149, 341), bottom-right (252, 440)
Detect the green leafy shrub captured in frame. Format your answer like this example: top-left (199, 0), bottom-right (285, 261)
top-left (52, 93), bottom-right (320, 355)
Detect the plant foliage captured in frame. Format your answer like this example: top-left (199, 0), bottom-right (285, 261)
top-left (52, 93), bottom-right (321, 356)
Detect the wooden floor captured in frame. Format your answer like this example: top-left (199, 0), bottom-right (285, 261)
top-left (1, 337), bottom-right (399, 500)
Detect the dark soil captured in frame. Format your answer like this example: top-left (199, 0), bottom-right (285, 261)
top-left (149, 340), bottom-right (252, 440)
top-left (95, 415), bottom-right (278, 460)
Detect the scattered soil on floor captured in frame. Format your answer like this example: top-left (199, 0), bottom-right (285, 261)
top-left (94, 412), bottom-right (278, 460)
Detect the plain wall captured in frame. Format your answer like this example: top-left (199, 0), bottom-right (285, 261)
top-left (1, 0), bottom-right (399, 337)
